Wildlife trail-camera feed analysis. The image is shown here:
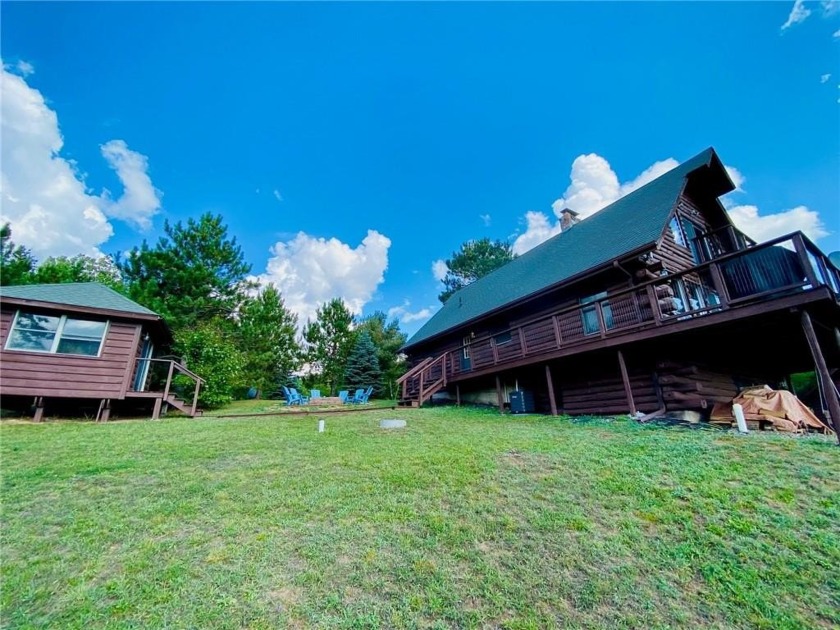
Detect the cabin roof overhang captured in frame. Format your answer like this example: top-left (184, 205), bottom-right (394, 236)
top-left (0, 296), bottom-right (173, 344)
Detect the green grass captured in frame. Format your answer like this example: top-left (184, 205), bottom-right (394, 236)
top-left (2, 408), bottom-right (838, 629)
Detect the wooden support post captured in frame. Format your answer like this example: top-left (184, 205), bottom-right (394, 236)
top-left (801, 310), bottom-right (840, 445)
top-left (456, 384), bottom-right (461, 407)
top-left (191, 382), bottom-right (201, 417)
top-left (646, 284), bottom-right (662, 325)
top-left (97, 399), bottom-right (111, 422)
top-left (793, 235), bottom-right (821, 289)
top-left (709, 263), bottom-right (730, 309)
top-left (152, 397), bottom-right (163, 420)
top-left (545, 364), bottom-right (558, 416)
top-left (596, 302), bottom-right (607, 338)
top-left (552, 315), bottom-right (563, 348)
top-left (617, 349), bottom-right (636, 416)
top-left (33, 396), bottom-right (44, 423)
top-left (495, 376), bottom-right (504, 414)
top-left (162, 360), bottom-right (175, 401)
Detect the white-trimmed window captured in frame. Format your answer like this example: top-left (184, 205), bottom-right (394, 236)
top-left (5, 311), bottom-right (108, 357)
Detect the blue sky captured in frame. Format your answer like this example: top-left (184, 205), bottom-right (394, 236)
top-left (2, 1), bottom-right (838, 335)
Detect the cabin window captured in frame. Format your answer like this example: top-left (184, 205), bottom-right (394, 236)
top-left (670, 216), bottom-right (704, 263)
top-left (5, 311), bottom-right (108, 357)
top-left (462, 335), bottom-right (472, 359)
top-left (493, 331), bottom-right (512, 346)
top-left (580, 292), bottom-right (613, 335)
top-left (669, 217), bottom-right (687, 247)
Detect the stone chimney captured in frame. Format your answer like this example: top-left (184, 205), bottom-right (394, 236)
top-left (559, 207), bottom-right (580, 231)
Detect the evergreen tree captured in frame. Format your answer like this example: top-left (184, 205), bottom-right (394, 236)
top-left (118, 213), bottom-right (253, 330)
top-left (343, 330), bottom-right (381, 395)
top-left (356, 311), bottom-right (407, 398)
top-left (438, 238), bottom-right (515, 303)
top-left (238, 284), bottom-right (301, 396)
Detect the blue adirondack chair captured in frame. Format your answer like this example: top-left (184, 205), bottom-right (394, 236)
top-left (310, 389), bottom-right (321, 400)
top-left (338, 390), bottom-right (349, 403)
top-left (357, 385), bottom-right (374, 404)
top-left (282, 386), bottom-right (309, 406)
top-left (345, 388), bottom-right (365, 404)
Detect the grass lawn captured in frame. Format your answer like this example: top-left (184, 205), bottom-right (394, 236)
top-left (2, 408), bottom-right (838, 629)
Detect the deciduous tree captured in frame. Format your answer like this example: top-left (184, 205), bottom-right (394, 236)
top-left (303, 298), bottom-right (355, 395)
top-left (34, 255), bottom-right (123, 290)
top-left (0, 224), bottom-right (36, 286)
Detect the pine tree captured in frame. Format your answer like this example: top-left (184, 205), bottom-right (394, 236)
top-left (343, 330), bottom-right (381, 395)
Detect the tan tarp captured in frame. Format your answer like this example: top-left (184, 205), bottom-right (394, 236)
top-left (710, 385), bottom-right (834, 434)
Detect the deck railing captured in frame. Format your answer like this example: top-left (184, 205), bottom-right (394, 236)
top-left (419, 231), bottom-right (838, 382)
top-left (131, 357), bottom-right (205, 416)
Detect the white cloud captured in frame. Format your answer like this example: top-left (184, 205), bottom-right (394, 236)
top-left (99, 140), bottom-right (162, 230)
top-left (273, 189), bottom-right (283, 202)
top-left (512, 211), bottom-right (563, 255)
top-left (387, 300), bottom-right (435, 325)
top-left (513, 154), bottom-right (680, 254)
top-left (254, 230), bottom-right (391, 324)
top-left (432, 259), bottom-right (448, 282)
top-left (0, 63), bottom-right (161, 258)
top-left (834, 28), bottom-right (840, 37)
top-left (550, 153), bottom-right (620, 220)
top-left (15, 60), bottom-right (34, 76)
top-left (823, 1), bottom-right (840, 16)
top-left (728, 205), bottom-right (829, 243)
top-left (821, 73), bottom-right (832, 83)
top-left (725, 165), bottom-right (746, 191)
top-left (781, 0), bottom-right (812, 30)
top-left (480, 213), bottom-right (492, 226)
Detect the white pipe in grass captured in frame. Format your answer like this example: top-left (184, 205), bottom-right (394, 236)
top-left (733, 403), bottom-right (749, 434)
top-left (318, 419), bottom-right (325, 433)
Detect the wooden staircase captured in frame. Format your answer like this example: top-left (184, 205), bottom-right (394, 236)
top-left (164, 393), bottom-right (203, 417)
top-left (397, 354), bottom-right (448, 407)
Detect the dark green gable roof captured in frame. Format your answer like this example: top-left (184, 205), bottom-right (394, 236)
top-left (0, 282), bottom-right (158, 317)
top-left (405, 148), bottom-right (733, 350)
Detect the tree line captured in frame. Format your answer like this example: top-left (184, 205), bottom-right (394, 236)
top-left (0, 218), bottom-right (406, 408)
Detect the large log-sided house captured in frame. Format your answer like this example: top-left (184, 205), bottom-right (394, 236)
top-left (0, 283), bottom-right (203, 420)
top-left (398, 148), bottom-right (840, 431)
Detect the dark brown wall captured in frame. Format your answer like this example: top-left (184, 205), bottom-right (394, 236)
top-left (0, 306), bottom-right (143, 400)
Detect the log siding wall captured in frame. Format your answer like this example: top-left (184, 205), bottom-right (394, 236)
top-left (0, 307), bottom-right (143, 399)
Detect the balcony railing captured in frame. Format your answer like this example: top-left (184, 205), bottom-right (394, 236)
top-left (430, 232), bottom-right (838, 380)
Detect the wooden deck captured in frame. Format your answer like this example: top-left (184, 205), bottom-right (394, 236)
top-left (399, 232), bottom-right (840, 408)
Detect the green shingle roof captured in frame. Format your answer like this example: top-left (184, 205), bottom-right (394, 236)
top-left (405, 148), bottom-right (731, 350)
top-left (0, 282), bottom-right (158, 317)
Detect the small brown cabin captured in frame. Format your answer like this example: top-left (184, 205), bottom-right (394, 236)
top-left (398, 148), bottom-right (840, 432)
top-left (0, 283), bottom-right (202, 420)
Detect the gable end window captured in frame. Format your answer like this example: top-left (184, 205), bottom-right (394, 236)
top-left (5, 311), bottom-right (108, 357)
